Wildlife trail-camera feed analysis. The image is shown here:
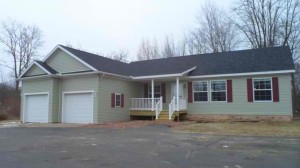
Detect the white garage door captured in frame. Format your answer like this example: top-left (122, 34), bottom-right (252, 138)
top-left (63, 92), bottom-right (93, 123)
top-left (24, 94), bottom-right (49, 123)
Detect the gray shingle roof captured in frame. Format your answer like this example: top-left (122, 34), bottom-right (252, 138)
top-left (60, 45), bottom-right (131, 76)
top-left (35, 60), bottom-right (58, 74)
top-left (59, 45), bottom-right (295, 77)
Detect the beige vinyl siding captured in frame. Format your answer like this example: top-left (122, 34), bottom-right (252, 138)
top-left (186, 74), bottom-right (293, 116)
top-left (60, 75), bottom-right (99, 123)
top-left (21, 78), bottom-right (55, 122)
top-left (98, 76), bottom-right (140, 123)
top-left (24, 65), bottom-right (47, 77)
top-left (46, 49), bottom-right (91, 73)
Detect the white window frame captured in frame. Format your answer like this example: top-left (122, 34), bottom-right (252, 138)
top-left (148, 83), bottom-right (161, 98)
top-left (253, 78), bottom-right (273, 102)
top-left (193, 81), bottom-right (209, 102)
top-left (115, 93), bottom-right (121, 107)
top-left (210, 80), bottom-right (227, 102)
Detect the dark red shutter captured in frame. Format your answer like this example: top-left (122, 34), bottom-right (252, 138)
top-left (144, 84), bottom-right (148, 98)
top-left (247, 79), bottom-right (253, 102)
top-left (111, 93), bottom-right (115, 108)
top-left (272, 77), bottom-right (279, 102)
top-left (121, 94), bottom-right (124, 107)
top-left (161, 83), bottom-right (166, 103)
top-left (188, 82), bottom-right (193, 103)
top-left (227, 80), bottom-right (233, 102)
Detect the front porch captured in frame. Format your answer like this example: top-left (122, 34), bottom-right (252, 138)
top-left (129, 77), bottom-right (188, 121)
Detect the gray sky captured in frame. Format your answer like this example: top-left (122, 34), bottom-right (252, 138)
top-left (0, 0), bottom-right (233, 81)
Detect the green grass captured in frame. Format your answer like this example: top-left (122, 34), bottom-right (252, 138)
top-left (173, 121), bottom-right (300, 137)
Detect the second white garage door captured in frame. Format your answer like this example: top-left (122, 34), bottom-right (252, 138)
top-left (63, 92), bottom-right (94, 123)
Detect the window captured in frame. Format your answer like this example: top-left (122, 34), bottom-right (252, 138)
top-left (115, 94), bottom-right (121, 107)
top-left (148, 83), bottom-right (161, 98)
top-left (253, 78), bottom-right (272, 101)
top-left (211, 81), bottom-right (227, 102)
top-left (193, 81), bottom-right (208, 102)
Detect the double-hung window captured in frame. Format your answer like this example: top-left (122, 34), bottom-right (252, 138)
top-left (193, 81), bottom-right (208, 102)
top-left (148, 83), bottom-right (161, 98)
top-left (115, 94), bottom-right (121, 107)
top-left (253, 78), bottom-right (272, 101)
top-left (211, 80), bottom-right (227, 102)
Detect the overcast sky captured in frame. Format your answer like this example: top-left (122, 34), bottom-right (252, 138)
top-left (0, 0), bottom-right (233, 81)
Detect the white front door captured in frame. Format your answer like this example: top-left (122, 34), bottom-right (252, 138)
top-left (63, 92), bottom-right (93, 124)
top-left (171, 83), bottom-right (184, 98)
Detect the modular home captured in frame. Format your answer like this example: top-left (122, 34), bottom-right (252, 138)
top-left (19, 45), bottom-right (295, 123)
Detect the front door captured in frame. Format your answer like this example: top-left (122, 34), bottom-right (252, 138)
top-left (171, 83), bottom-right (184, 99)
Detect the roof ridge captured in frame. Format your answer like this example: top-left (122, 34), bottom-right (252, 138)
top-left (130, 45), bottom-right (289, 63)
top-left (59, 44), bottom-right (129, 65)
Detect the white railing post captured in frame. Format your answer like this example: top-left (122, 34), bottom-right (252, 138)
top-left (176, 77), bottom-right (179, 111)
top-left (151, 79), bottom-right (154, 111)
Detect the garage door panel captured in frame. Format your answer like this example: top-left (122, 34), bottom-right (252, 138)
top-left (63, 92), bottom-right (93, 123)
top-left (25, 94), bottom-right (49, 123)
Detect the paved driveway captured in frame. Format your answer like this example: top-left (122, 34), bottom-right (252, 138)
top-left (0, 125), bottom-right (299, 168)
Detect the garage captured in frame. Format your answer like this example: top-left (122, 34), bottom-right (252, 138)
top-left (62, 92), bottom-right (94, 123)
top-left (24, 93), bottom-right (49, 123)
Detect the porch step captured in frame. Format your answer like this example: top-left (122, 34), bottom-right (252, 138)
top-left (156, 111), bottom-right (176, 121)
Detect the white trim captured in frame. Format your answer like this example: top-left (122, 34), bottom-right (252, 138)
top-left (253, 77), bottom-right (273, 102)
top-left (130, 66), bottom-right (197, 80)
top-left (188, 70), bottom-right (295, 79)
top-left (42, 45), bottom-right (97, 71)
top-left (61, 90), bottom-right (95, 123)
top-left (19, 61), bottom-right (52, 78)
top-left (18, 71), bottom-right (130, 81)
top-left (115, 93), bottom-right (121, 108)
top-left (210, 80), bottom-right (227, 102)
top-left (193, 81), bottom-right (209, 103)
top-left (23, 92), bottom-right (50, 123)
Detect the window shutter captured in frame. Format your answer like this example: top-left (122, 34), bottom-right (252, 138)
top-left (144, 84), bottom-right (148, 98)
top-left (111, 93), bottom-right (115, 108)
top-left (161, 83), bottom-right (166, 103)
top-left (247, 78), bottom-right (253, 102)
top-left (188, 82), bottom-right (193, 103)
top-left (272, 77), bottom-right (279, 102)
top-left (121, 94), bottom-right (124, 107)
top-left (227, 80), bottom-right (233, 102)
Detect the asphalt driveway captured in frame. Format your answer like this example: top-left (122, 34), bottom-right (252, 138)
top-left (0, 125), bottom-right (299, 168)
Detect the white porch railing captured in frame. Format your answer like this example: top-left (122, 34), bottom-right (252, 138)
top-left (169, 97), bottom-right (187, 120)
top-left (168, 97), bottom-right (176, 120)
top-left (155, 96), bottom-right (163, 119)
top-left (130, 98), bottom-right (160, 110)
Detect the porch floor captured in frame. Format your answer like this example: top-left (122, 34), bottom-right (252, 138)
top-left (129, 110), bottom-right (187, 121)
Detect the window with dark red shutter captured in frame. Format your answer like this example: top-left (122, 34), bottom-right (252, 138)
top-left (227, 80), bottom-right (233, 102)
top-left (121, 94), bottom-right (125, 107)
top-left (272, 77), bottom-right (279, 102)
top-left (144, 84), bottom-right (148, 98)
top-left (247, 79), bottom-right (253, 102)
top-left (111, 93), bottom-right (115, 107)
top-left (161, 83), bottom-right (166, 103)
top-left (188, 82), bottom-right (193, 103)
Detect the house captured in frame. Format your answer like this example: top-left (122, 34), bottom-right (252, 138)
top-left (18, 45), bottom-right (295, 123)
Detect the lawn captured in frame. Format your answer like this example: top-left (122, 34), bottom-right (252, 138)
top-left (172, 121), bottom-right (300, 137)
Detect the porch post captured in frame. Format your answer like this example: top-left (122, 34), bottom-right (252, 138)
top-left (176, 77), bottom-right (179, 111)
top-left (151, 79), bottom-right (154, 111)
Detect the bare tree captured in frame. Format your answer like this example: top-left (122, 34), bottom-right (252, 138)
top-left (106, 49), bottom-right (129, 63)
top-left (137, 38), bottom-right (161, 60)
top-left (161, 35), bottom-right (177, 58)
top-left (0, 20), bottom-right (43, 90)
top-left (187, 2), bottom-right (238, 54)
top-left (233, 0), bottom-right (300, 61)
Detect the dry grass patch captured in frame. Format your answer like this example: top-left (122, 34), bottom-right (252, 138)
top-left (173, 121), bottom-right (300, 137)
